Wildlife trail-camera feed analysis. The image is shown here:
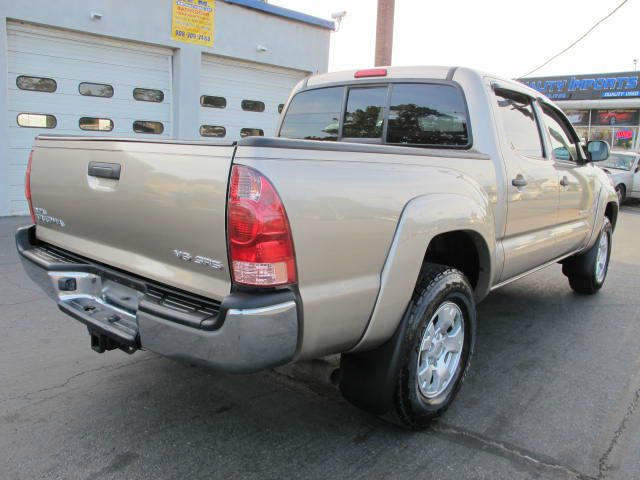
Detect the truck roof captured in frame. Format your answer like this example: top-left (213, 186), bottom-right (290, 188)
top-left (303, 65), bottom-right (543, 100)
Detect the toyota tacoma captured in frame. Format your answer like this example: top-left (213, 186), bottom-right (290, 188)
top-left (17, 66), bottom-right (619, 428)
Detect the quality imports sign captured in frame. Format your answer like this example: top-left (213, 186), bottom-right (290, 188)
top-left (171, 0), bottom-right (215, 47)
top-left (519, 71), bottom-right (640, 101)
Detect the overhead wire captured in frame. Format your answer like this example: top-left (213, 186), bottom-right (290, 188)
top-left (521, 0), bottom-right (631, 78)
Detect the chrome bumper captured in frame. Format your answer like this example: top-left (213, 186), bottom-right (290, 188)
top-left (16, 225), bottom-right (299, 373)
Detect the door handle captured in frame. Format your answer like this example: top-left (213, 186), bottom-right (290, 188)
top-left (511, 175), bottom-right (528, 188)
top-left (88, 162), bottom-right (121, 180)
top-left (560, 176), bottom-right (570, 187)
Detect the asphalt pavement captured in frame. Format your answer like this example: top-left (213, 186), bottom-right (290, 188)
top-left (2, 207), bottom-right (640, 480)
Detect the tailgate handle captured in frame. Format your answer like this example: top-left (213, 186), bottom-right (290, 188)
top-left (88, 162), bottom-right (121, 180)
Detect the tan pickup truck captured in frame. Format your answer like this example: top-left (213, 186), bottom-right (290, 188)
top-left (17, 66), bottom-right (618, 428)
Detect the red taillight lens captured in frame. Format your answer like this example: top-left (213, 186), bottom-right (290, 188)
top-left (25, 150), bottom-right (36, 224)
top-left (354, 68), bottom-right (388, 78)
top-left (227, 165), bottom-right (297, 286)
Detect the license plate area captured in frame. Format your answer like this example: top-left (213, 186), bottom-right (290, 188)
top-left (54, 273), bottom-right (143, 351)
top-left (66, 297), bottom-right (138, 343)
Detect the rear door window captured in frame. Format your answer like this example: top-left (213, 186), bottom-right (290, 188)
top-left (279, 87), bottom-right (343, 141)
top-left (494, 89), bottom-right (544, 158)
top-left (386, 84), bottom-right (469, 147)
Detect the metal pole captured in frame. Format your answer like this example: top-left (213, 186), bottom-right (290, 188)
top-left (375, 0), bottom-right (395, 66)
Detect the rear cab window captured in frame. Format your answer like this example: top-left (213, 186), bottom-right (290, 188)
top-left (387, 84), bottom-right (469, 146)
top-left (343, 87), bottom-right (387, 140)
top-left (279, 87), bottom-right (343, 141)
top-left (279, 82), bottom-right (471, 148)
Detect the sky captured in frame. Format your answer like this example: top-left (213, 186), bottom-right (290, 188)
top-left (270, 0), bottom-right (639, 79)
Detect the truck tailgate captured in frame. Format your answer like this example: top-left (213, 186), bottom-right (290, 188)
top-left (29, 137), bottom-right (234, 301)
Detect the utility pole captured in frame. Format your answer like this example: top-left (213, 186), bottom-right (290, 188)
top-left (374, 0), bottom-right (395, 66)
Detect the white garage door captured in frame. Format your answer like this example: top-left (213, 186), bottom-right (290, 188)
top-left (200, 55), bottom-right (306, 141)
top-left (6, 22), bottom-right (173, 214)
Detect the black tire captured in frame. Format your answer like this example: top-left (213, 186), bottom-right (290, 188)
top-left (564, 217), bottom-right (612, 295)
top-left (616, 184), bottom-right (626, 204)
top-left (393, 264), bottom-right (476, 429)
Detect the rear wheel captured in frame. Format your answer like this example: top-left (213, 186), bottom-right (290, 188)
top-left (393, 264), bottom-right (476, 428)
top-left (339, 263), bottom-right (476, 429)
top-left (564, 217), bottom-right (612, 295)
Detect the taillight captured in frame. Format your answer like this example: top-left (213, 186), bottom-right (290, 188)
top-left (227, 165), bottom-right (297, 286)
top-left (25, 150), bottom-right (36, 224)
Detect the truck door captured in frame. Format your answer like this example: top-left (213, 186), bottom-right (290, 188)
top-left (538, 103), bottom-right (595, 257)
top-left (492, 87), bottom-right (560, 282)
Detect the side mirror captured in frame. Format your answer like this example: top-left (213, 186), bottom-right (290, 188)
top-left (587, 140), bottom-right (610, 162)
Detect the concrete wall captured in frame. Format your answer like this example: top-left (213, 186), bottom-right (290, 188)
top-left (0, 0), bottom-right (331, 215)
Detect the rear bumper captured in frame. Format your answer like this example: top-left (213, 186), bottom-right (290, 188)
top-left (16, 225), bottom-right (299, 373)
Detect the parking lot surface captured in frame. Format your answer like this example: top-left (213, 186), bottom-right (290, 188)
top-left (2, 206), bottom-right (640, 480)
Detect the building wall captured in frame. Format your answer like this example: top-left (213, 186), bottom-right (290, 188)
top-left (0, 0), bottom-right (331, 215)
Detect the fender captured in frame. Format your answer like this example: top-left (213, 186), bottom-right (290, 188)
top-left (582, 182), bottom-right (618, 252)
top-left (349, 191), bottom-right (496, 353)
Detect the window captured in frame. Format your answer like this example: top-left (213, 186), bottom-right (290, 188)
top-left (201, 95), bottom-right (226, 108)
top-left (241, 100), bottom-right (265, 112)
top-left (278, 104), bottom-right (285, 114)
top-left (79, 117), bottom-right (114, 132)
top-left (387, 84), bottom-right (470, 147)
top-left (613, 127), bottom-right (636, 151)
top-left (279, 87), bottom-right (343, 141)
top-left (200, 125), bottom-right (226, 137)
top-left (600, 153), bottom-right (635, 171)
top-left (17, 113), bottom-right (57, 129)
top-left (16, 75), bottom-right (57, 93)
top-left (79, 82), bottom-right (114, 98)
top-left (541, 104), bottom-right (579, 162)
top-left (343, 87), bottom-right (387, 139)
top-left (133, 88), bottom-right (164, 103)
top-left (133, 120), bottom-right (164, 134)
top-left (240, 128), bottom-right (264, 138)
top-left (495, 90), bottom-right (543, 158)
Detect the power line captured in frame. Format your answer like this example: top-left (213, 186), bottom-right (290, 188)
top-left (521, 0), bottom-right (631, 78)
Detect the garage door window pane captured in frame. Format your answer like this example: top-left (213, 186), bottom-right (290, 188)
top-left (240, 128), bottom-right (264, 138)
top-left (241, 100), bottom-right (265, 112)
top-left (16, 75), bottom-right (57, 93)
top-left (79, 82), bottom-right (114, 98)
top-left (79, 117), bottom-right (114, 131)
top-left (133, 120), bottom-right (164, 134)
top-left (133, 88), bottom-right (164, 103)
top-left (17, 113), bottom-right (56, 129)
top-left (200, 125), bottom-right (226, 137)
top-left (279, 87), bottom-right (343, 141)
top-left (201, 95), bottom-right (227, 108)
